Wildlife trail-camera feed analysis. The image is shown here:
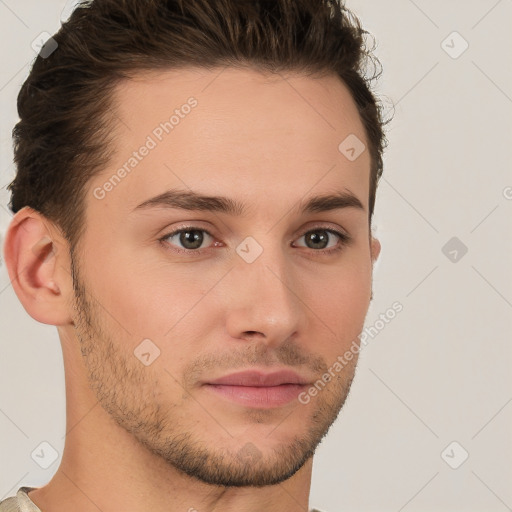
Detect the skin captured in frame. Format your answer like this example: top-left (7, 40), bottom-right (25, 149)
top-left (4, 66), bottom-right (380, 512)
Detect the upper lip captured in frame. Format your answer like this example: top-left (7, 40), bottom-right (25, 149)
top-left (204, 370), bottom-right (310, 387)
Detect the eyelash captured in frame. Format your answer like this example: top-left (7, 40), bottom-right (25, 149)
top-left (158, 225), bottom-right (352, 257)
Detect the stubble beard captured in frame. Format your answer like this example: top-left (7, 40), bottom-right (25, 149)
top-left (69, 251), bottom-right (358, 487)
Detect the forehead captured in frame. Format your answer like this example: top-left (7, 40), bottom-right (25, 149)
top-left (87, 66), bottom-right (370, 221)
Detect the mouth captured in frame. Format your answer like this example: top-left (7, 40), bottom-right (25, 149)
top-left (201, 369), bottom-right (311, 408)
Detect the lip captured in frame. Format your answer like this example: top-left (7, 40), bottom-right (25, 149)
top-left (205, 369), bottom-right (310, 387)
top-left (201, 370), bottom-right (310, 408)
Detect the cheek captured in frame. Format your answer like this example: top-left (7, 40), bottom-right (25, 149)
top-left (84, 231), bottom-right (372, 354)
top-left (87, 251), bottom-right (222, 344)
top-left (305, 255), bottom-right (372, 346)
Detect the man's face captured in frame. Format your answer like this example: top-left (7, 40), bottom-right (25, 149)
top-left (69, 67), bottom-right (379, 486)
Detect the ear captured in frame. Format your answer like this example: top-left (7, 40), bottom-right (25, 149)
top-left (3, 206), bottom-right (74, 326)
top-left (370, 235), bottom-right (381, 264)
top-left (369, 235), bottom-right (381, 302)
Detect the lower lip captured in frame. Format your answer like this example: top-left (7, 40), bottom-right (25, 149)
top-left (203, 384), bottom-right (306, 408)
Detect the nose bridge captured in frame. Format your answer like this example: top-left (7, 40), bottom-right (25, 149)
top-left (225, 240), bottom-right (303, 343)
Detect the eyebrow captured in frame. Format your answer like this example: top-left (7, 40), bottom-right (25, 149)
top-left (131, 189), bottom-right (365, 216)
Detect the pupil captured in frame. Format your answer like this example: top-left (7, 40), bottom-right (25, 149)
top-left (307, 231), bottom-right (328, 249)
top-left (180, 230), bottom-right (203, 249)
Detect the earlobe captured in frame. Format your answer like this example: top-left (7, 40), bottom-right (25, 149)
top-left (3, 207), bottom-right (72, 326)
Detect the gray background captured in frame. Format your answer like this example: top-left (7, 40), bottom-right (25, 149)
top-left (1, 1), bottom-right (511, 511)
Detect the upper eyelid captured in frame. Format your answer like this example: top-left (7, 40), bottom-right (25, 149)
top-left (162, 223), bottom-right (348, 238)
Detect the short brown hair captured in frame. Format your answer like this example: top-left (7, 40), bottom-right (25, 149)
top-left (8, 0), bottom-right (389, 251)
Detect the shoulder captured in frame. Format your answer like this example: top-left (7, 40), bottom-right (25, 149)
top-left (0, 487), bottom-right (41, 512)
top-left (0, 495), bottom-right (18, 512)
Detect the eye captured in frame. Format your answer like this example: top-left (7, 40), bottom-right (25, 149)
top-left (159, 225), bottom-right (351, 256)
top-left (160, 227), bottom-right (217, 254)
top-left (293, 228), bottom-right (351, 254)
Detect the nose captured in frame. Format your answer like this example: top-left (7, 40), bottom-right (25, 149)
top-left (224, 249), bottom-right (305, 347)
